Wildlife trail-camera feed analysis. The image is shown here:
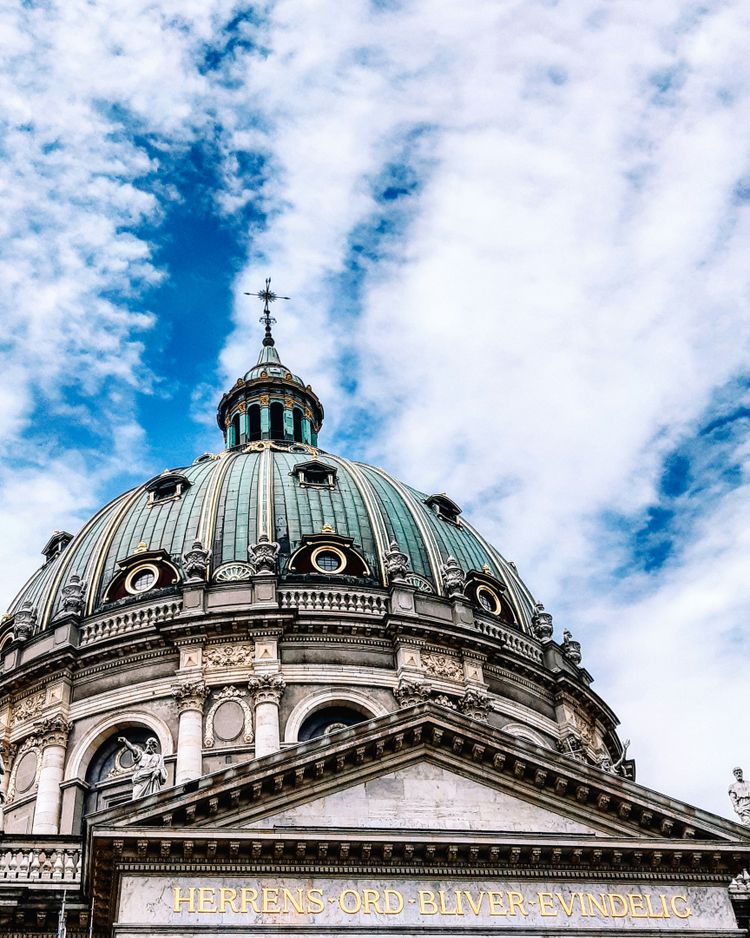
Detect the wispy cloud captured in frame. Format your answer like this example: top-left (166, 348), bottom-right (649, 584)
top-left (1, 0), bottom-right (749, 818)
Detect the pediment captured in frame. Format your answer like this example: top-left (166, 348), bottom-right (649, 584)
top-left (93, 703), bottom-right (750, 846)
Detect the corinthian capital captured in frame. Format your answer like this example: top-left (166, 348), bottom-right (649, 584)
top-left (248, 673), bottom-right (286, 705)
top-left (172, 681), bottom-right (209, 713)
top-left (35, 715), bottom-right (73, 748)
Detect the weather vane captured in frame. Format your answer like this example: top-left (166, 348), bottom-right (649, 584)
top-left (244, 277), bottom-right (290, 347)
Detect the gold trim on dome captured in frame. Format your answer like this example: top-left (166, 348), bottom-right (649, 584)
top-left (123, 563), bottom-right (160, 595)
top-left (321, 523), bottom-right (334, 534)
top-left (259, 394), bottom-right (269, 405)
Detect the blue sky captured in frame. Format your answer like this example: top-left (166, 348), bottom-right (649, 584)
top-left (2, 0), bottom-right (750, 817)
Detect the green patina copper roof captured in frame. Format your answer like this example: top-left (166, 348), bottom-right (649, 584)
top-left (7, 445), bottom-right (538, 632)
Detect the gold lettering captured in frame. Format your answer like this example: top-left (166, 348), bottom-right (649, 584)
top-left (173, 887), bottom-right (195, 913)
top-left (339, 889), bottom-right (362, 914)
top-left (608, 893), bottom-right (628, 918)
top-left (488, 891), bottom-right (508, 916)
top-left (438, 890), bottom-right (459, 915)
top-left (383, 889), bottom-right (404, 914)
top-left (670, 896), bottom-right (692, 919)
top-left (538, 892), bottom-right (557, 917)
top-left (418, 890), bottom-right (438, 915)
top-left (508, 892), bottom-right (528, 916)
top-left (362, 889), bottom-right (382, 915)
top-left (628, 894), bottom-right (647, 918)
top-left (239, 888), bottom-right (259, 914)
top-left (262, 887), bottom-right (280, 914)
top-left (307, 889), bottom-right (325, 914)
top-left (282, 888), bottom-right (305, 914)
top-left (218, 888), bottom-right (238, 914)
top-left (574, 892), bottom-right (590, 916)
top-left (586, 893), bottom-right (609, 917)
top-left (198, 888), bottom-right (217, 913)
top-left (645, 894), bottom-right (668, 919)
top-left (463, 891), bottom-right (486, 916)
top-left (554, 892), bottom-right (576, 917)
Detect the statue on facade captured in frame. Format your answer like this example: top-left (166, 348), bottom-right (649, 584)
top-left (383, 540), bottom-right (410, 583)
top-left (117, 736), bottom-right (167, 799)
top-left (729, 767), bottom-right (750, 825)
top-left (182, 539), bottom-right (211, 581)
top-left (531, 602), bottom-right (554, 641)
top-left (598, 739), bottom-right (630, 776)
top-left (247, 534), bottom-right (280, 575)
top-left (60, 575), bottom-right (86, 617)
top-left (440, 556), bottom-right (465, 597)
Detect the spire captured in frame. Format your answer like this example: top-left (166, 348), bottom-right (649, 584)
top-left (244, 277), bottom-right (289, 348)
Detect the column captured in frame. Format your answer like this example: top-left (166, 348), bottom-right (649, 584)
top-left (248, 675), bottom-right (286, 758)
top-left (173, 681), bottom-right (208, 784)
top-left (32, 716), bottom-right (72, 835)
top-left (260, 398), bottom-right (270, 439)
top-left (241, 410), bottom-right (250, 443)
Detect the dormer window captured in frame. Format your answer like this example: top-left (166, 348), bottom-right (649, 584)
top-left (146, 472), bottom-right (191, 506)
top-left (289, 530), bottom-right (370, 578)
top-left (464, 568), bottom-right (516, 623)
top-left (425, 493), bottom-right (462, 525)
top-left (293, 460), bottom-right (337, 488)
top-left (102, 545), bottom-right (181, 603)
top-left (41, 530), bottom-right (73, 563)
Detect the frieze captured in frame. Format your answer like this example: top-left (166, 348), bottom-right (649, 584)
top-left (205, 642), bottom-right (254, 670)
top-left (422, 651), bottom-right (463, 681)
top-left (11, 690), bottom-right (46, 727)
top-left (119, 875), bottom-right (736, 931)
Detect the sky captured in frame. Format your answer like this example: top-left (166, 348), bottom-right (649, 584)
top-left (1, 0), bottom-right (750, 819)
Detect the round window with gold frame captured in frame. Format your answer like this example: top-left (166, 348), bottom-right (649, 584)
top-left (311, 545), bottom-right (347, 574)
top-left (124, 563), bottom-right (159, 595)
top-left (475, 584), bottom-right (501, 616)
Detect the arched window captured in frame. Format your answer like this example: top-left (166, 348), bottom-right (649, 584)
top-left (269, 401), bottom-right (284, 439)
top-left (297, 705), bottom-right (369, 741)
top-left (231, 413), bottom-right (241, 446)
top-left (293, 407), bottom-right (303, 442)
top-left (248, 404), bottom-right (261, 441)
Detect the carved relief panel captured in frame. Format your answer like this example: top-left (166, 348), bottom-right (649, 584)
top-left (204, 687), bottom-right (254, 748)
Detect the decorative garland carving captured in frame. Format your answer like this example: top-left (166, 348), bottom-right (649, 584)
top-left (12, 691), bottom-right (46, 727)
top-left (205, 642), bottom-right (254, 670)
top-left (422, 652), bottom-right (463, 681)
top-left (204, 686), bottom-right (254, 747)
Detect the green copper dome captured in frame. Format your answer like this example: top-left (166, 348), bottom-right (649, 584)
top-left (6, 444), bottom-right (537, 630)
top-left (5, 300), bottom-right (538, 635)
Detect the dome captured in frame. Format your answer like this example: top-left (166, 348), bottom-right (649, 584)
top-left (5, 445), bottom-right (537, 631)
top-left (0, 288), bottom-right (631, 855)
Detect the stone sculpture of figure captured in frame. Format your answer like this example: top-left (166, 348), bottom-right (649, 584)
top-left (117, 736), bottom-right (167, 800)
top-left (383, 540), bottom-right (410, 583)
top-left (440, 556), bottom-right (465, 597)
top-left (729, 767), bottom-right (750, 825)
top-left (60, 575), bottom-right (86, 617)
top-left (247, 534), bottom-right (280, 575)
top-left (182, 539), bottom-right (211, 582)
top-left (599, 739), bottom-right (630, 776)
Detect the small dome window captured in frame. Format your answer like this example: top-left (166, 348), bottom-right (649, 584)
top-left (103, 546), bottom-right (181, 604)
top-left (425, 493), bottom-right (462, 525)
top-left (146, 472), bottom-right (190, 506)
top-left (125, 565), bottom-right (159, 594)
top-left (465, 568), bottom-right (515, 623)
top-left (475, 584), bottom-right (502, 615)
top-left (41, 530), bottom-right (73, 563)
top-left (293, 459), bottom-right (337, 488)
top-left (311, 546), bottom-right (346, 573)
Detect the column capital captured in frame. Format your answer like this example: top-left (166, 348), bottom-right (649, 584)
top-left (172, 681), bottom-right (209, 714)
top-left (248, 673), bottom-right (286, 705)
top-left (393, 677), bottom-right (431, 708)
top-left (34, 715), bottom-right (72, 749)
top-left (459, 688), bottom-right (492, 723)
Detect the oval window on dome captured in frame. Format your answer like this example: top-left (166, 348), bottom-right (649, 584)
top-left (311, 546), bottom-right (347, 574)
top-left (475, 584), bottom-right (501, 615)
top-left (125, 564), bottom-right (159, 595)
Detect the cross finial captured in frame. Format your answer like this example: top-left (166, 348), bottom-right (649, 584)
top-left (244, 277), bottom-right (290, 347)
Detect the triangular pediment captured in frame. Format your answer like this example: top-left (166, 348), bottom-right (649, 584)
top-left (92, 703), bottom-right (750, 845)
top-left (249, 760), bottom-right (601, 835)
